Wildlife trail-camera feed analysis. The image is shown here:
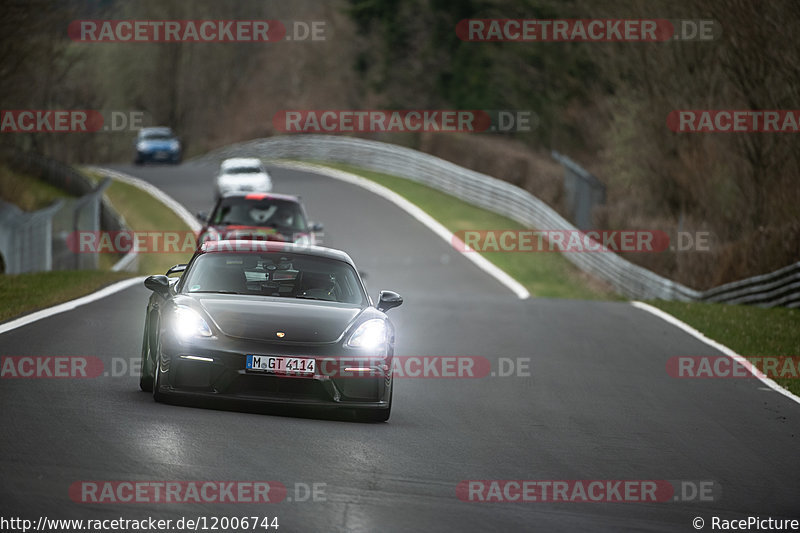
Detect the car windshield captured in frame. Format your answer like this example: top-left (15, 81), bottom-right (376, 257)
top-left (224, 166), bottom-right (261, 174)
top-left (210, 198), bottom-right (307, 231)
top-left (180, 252), bottom-right (366, 305)
top-left (140, 131), bottom-right (173, 140)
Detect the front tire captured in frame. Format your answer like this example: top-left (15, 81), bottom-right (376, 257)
top-left (139, 326), bottom-right (153, 392)
top-left (152, 339), bottom-right (167, 403)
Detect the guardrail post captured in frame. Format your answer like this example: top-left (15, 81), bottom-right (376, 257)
top-left (70, 177), bottom-right (113, 270)
top-left (551, 151), bottom-right (606, 231)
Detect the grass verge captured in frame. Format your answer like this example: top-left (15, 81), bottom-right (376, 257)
top-left (0, 169), bottom-right (195, 324)
top-left (0, 163), bottom-right (73, 211)
top-left (0, 166), bottom-right (132, 323)
top-left (312, 161), bottom-right (616, 300)
top-left (86, 171), bottom-right (196, 276)
top-left (0, 271), bottom-right (133, 324)
top-left (309, 161), bottom-right (799, 397)
top-left (649, 300), bottom-right (800, 397)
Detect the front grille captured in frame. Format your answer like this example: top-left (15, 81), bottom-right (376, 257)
top-left (228, 374), bottom-right (329, 401)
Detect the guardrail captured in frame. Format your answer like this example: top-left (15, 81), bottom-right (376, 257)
top-left (200, 135), bottom-right (798, 307)
top-left (551, 150), bottom-right (605, 231)
top-left (0, 146), bottom-right (135, 273)
top-left (0, 199), bottom-right (63, 273)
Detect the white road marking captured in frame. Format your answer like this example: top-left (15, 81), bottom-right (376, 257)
top-left (86, 166), bottom-right (202, 232)
top-left (2, 166), bottom-right (198, 335)
top-left (270, 161), bottom-right (531, 300)
top-left (0, 277), bottom-right (146, 335)
top-left (631, 301), bottom-right (800, 406)
top-left (1, 158), bottom-right (527, 336)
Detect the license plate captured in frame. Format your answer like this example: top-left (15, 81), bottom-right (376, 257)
top-left (246, 355), bottom-right (315, 376)
top-left (155, 151), bottom-right (168, 158)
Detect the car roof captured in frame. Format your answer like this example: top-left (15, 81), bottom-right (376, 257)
top-left (221, 157), bottom-right (263, 168)
top-left (218, 192), bottom-right (301, 202)
top-left (199, 240), bottom-right (355, 265)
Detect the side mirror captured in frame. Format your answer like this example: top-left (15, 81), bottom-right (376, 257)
top-left (310, 222), bottom-right (324, 232)
top-left (166, 264), bottom-right (187, 276)
top-left (377, 290), bottom-right (403, 312)
top-left (195, 211), bottom-right (208, 222)
top-left (144, 275), bottom-right (170, 295)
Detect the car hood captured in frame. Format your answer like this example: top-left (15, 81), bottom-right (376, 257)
top-left (182, 294), bottom-right (365, 343)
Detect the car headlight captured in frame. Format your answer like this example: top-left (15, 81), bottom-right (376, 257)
top-left (173, 305), bottom-right (212, 340)
top-left (345, 319), bottom-right (387, 349)
top-left (169, 140), bottom-right (180, 150)
top-left (136, 142), bottom-right (147, 151)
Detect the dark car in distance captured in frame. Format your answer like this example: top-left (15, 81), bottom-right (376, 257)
top-left (197, 192), bottom-right (324, 246)
top-left (139, 240), bottom-right (403, 421)
top-left (134, 127), bottom-right (182, 164)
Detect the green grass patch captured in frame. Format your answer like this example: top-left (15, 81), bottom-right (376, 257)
top-left (0, 167), bottom-right (134, 323)
top-left (0, 270), bottom-right (133, 323)
top-left (312, 161), bottom-right (616, 300)
top-left (98, 177), bottom-right (195, 276)
top-left (306, 161), bottom-right (800, 397)
top-left (650, 300), bottom-right (800, 396)
top-left (0, 167), bottom-right (194, 324)
top-left (0, 163), bottom-right (73, 211)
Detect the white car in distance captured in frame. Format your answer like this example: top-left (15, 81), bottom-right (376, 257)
top-left (215, 158), bottom-right (273, 199)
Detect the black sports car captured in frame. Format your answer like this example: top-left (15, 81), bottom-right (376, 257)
top-left (139, 240), bottom-right (403, 421)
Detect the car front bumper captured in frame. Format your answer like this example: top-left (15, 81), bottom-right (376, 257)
top-left (137, 149), bottom-right (181, 162)
top-left (155, 335), bottom-right (392, 409)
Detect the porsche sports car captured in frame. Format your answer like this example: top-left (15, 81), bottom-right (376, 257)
top-left (139, 240), bottom-right (402, 421)
top-left (133, 127), bottom-right (182, 164)
top-left (197, 192), bottom-right (323, 246)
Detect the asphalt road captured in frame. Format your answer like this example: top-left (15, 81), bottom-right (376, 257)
top-left (1, 160), bottom-right (798, 532)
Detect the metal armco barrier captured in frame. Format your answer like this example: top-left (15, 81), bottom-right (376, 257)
top-left (0, 147), bottom-right (134, 274)
top-left (200, 135), bottom-right (798, 307)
